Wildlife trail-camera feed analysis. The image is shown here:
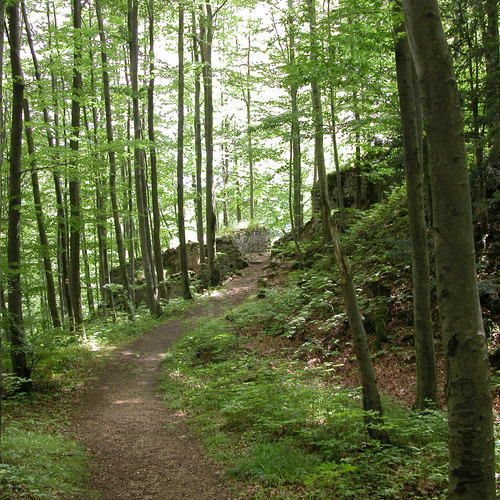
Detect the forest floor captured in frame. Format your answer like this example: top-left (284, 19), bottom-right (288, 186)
top-left (70, 253), bottom-right (269, 500)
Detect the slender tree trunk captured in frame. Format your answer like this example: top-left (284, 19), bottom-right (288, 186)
top-left (288, 0), bottom-right (303, 237)
top-left (69, 0), bottom-right (83, 327)
top-left (147, 0), bottom-right (168, 299)
top-left (403, 1), bottom-right (495, 497)
top-left (392, 5), bottom-right (437, 408)
top-left (200, 3), bottom-right (219, 286)
top-left (95, 0), bottom-right (135, 318)
top-left (353, 92), bottom-right (362, 209)
top-left (128, 0), bottom-right (161, 316)
top-left (308, 0), bottom-right (388, 442)
top-left (23, 1), bottom-right (73, 327)
top-left (483, 0), bottom-right (499, 171)
top-left (307, 0), bottom-right (331, 244)
top-left (6, 1), bottom-right (32, 391)
top-left (81, 229), bottom-right (95, 317)
top-left (176, 5), bottom-right (192, 300)
top-left (23, 100), bottom-right (61, 329)
top-left (245, 33), bottom-right (255, 220)
top-left (0, 0), bottom-right (5, 450)
top-left (329, 89), bottom-right (344, 214)
top-left (191, 12), bottom-right (205, 264)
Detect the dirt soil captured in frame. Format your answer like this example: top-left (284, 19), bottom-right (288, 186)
top-left (71, 254), bottom-right (269, 500)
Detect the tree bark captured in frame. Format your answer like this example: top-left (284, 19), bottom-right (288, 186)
top-left (69, 0), bottom-right (83, 327)
top-left (288, 0), bottom-right (303, 238)
top-left (392, 3), bottom-right (437, 409)
top-left (23, 99), bottom-right (61, 329)
top-left (95, 0), bottom-right (135, 318)
top-left (200, 3), bottom-right (219, 286)
top-left (191, 12), bottom-right (205, 264)
top-left (147, 0), bottom-right (168, 299)
top-left (128, 0), bottom-right (161, 316)
top-left (483, 0), bottom-right (499, 172)
top-left (176, 5), bottom-right (192, 300)
top-left (6, 0), bottom-right (32, 391)
top-left (307, 0), bottom-right (331, 245)
top-left (403, 1), bottom-right (495, 497)
top-left (245, 33), bottom-right (255, 220)
top-left (308, 0), bottom-right (388, 443)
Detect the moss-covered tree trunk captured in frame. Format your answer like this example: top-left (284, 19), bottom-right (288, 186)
top-left (403, 1), bottom-right (495, 497)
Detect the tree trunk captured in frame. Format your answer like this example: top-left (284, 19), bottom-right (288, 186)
top-left (23, 1), bottom-right (74, 327)
top-left (6, 1), bottom-right (32, 391)
top-left (403, 1), bottom-right (495, 497)
top-left (483, 0), bottom-right (499, 172)
top-left (69, 0), bottom-right (83, 327)
top-left (245, 33), bottom-right (255, 220)
top-left (0, 0), bottom-right (6, 445)
top-left (176, 5), bottom-right (192, 300)
top-left (392, 4), bottom-right (437, 409)
top-left (147, 0), bottom-right (168, 299)
top-left (95, 0), bottom-right (135, 318)
top-left (191, 12), bottom-right (205, 264)
top-left (200, 3), bottom-right (219, 286)
top-left (308, 0), bottom-right (388, 442)
top-left (307, 0), bottom-right (331, 245)
top-left (288, 0), bottom-right (303, 238)
top-left (128, 0), bottom-right (161, 316)
top-left (23, 99), bottom-right (61, 329)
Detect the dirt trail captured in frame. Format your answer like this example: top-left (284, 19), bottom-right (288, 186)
top-left (71, 254), bottom-right (268, 499)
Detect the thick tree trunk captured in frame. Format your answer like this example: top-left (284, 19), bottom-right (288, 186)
top-left (191, 13), bottom-right (205, 264)
top-left (6, 1), bottom-right (32, 391)
top-left (95, 0), bottom-right (135, 318)
top-left (200, 3), bottom-right (219, 286)
top-left (403, 1), bottom-right (495, 497)
top-left (69, 0), bottom-right (83, 327)
top-left (128, 0), bottom-right (161, 316)
top-left (147, 0), bottom-right (168, 299)
top-left (392, 6), bottom-right (437, 409)
top-left (176, 6), bottom-right (192, 300)
top-left (23, 99), bottom-right (61, 329)
top-left (308, 0), bottom-right (388, 442)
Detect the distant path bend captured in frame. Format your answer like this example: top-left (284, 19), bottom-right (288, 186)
top-left (71, 253), bottom-right (269, 499)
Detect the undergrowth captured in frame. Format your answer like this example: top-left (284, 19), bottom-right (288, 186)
top-left (161, 309), bottom-right (449, 499)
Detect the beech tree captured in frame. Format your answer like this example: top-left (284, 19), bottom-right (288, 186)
top-left (6, 0), bottom-right (32, 391)
top-left (403, 0), bottom-right (495, 497)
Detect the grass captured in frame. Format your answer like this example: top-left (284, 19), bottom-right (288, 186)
top-left (160, 307), bottom-right (450, 499)
top-left (0, 426), bottom-right (90, 499)
top-left (0, 301), bottom-right (191, 499)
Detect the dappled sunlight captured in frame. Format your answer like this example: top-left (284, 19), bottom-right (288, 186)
top-left (112, 398), bottom-right (143, 405)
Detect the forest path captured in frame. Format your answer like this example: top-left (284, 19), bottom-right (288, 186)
top-left (71, 254), bottom-right (269, 499)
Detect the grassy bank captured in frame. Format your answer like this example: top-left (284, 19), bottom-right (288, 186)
top-left (160, 305), bottom-right (450, 499)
